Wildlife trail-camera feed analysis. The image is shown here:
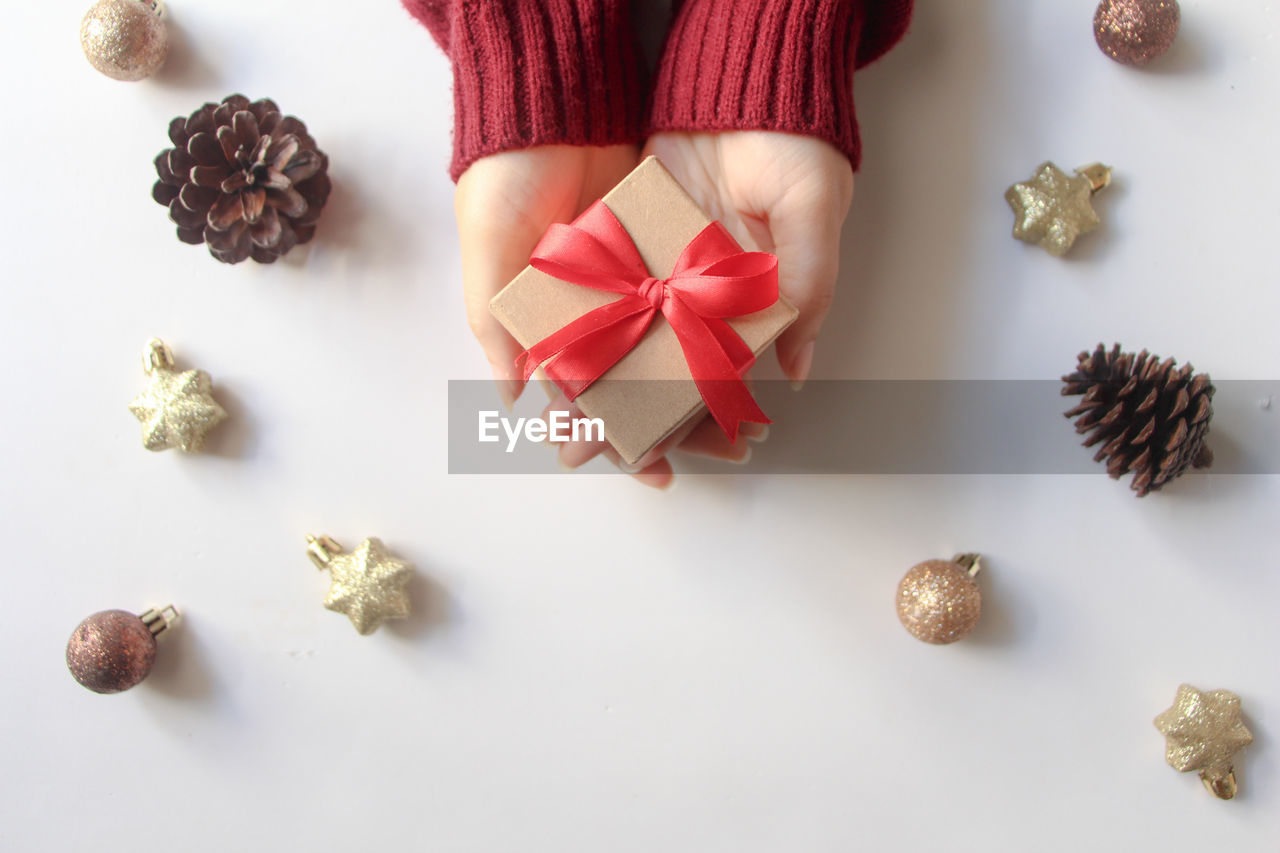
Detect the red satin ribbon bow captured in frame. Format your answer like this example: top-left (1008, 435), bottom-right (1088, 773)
top-left (516, 201), bottom-right (780, 443)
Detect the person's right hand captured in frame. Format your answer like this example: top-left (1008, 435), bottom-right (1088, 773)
top-left (454, 144), bottom-right (640, 411)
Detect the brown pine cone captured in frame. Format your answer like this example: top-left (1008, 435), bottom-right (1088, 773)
top-left (152, 94), bottom-right (330, 264)
top-left (1062, 343), bottom-right (1214, 497)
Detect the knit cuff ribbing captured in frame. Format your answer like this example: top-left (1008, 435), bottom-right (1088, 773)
top-left (648, 0), bottom-right (912, 171)
top-left (403, 0), bottom-right (648, 181)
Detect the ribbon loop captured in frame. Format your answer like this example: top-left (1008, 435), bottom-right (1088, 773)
top-left (519, 200), bottom-right (779, 442)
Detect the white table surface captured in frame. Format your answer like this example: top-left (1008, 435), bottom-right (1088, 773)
top-left (2, 1), bottom-right (1277, 850)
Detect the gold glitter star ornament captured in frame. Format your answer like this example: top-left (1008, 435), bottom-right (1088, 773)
top-left (129, 339), bottom-right (227, 452)
top-left (1154, 684), bottom-right (1253, 799)
top-left (1006, 162), bottom-right (1112, 256)
top-left (307, 535), bottom-right (412, 635)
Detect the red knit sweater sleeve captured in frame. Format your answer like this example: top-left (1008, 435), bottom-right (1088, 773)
top-left (648, 0), bottom-right (914, 170)
top-left (402, 0), bottom-right (648, 181)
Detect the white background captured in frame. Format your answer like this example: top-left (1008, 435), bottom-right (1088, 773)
top-left (2, 1), bottom-right (1277, 850)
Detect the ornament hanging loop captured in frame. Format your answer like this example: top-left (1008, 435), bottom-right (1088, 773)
top-left (1202, 768), bottom-right (1238, 800)
top-left (952, 553), bottom-right (982, 577)
top-left (143, 338), bottom-right (175, 373)
top-left (307, 534), bottom-right (343, 569)
top-left (1076, 163), bottom-right (1112, 193)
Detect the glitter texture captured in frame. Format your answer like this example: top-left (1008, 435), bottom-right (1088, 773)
top-left (128, 340), bottom-right (227, 452)
top-left (80, 0), bottom-right (167, 81)
top-left (1154, 684), bottom-right (1253, 799)
top-left (66, 610), bottom-right (156, 694)
top-left (311, 537), bottom-right (413, 635)
top-left (1005, 162), bottom-right (1110, 257)
top-left (1094, 0), bottom-right (1180, 67)
top-left (896, 559), bottom-right (982, 644)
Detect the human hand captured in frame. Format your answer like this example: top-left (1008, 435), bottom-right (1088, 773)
top-left (454, 144), bottom-right (641, 410)
top-left (641, 131), bottom-right (855, 388)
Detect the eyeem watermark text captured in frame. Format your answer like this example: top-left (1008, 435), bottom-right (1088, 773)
top-left (478, 410), bottom-right (605, 452)
top-left (450, 379), bottom-right (1280, 474)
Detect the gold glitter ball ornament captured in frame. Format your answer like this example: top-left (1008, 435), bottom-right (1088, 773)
top-left (1154, 684), bottom-right (1253, 799)
top-left (308, 535), bottom-right (413, 635)
top-left (128, 339), bottom-right (227, 452)
top-left (1095, 0), bottom-right (1180, 67)
top-left (896, 554), bottom-right (983, 644)
top-left (80, 0), bottom-right (168, 81)
top-left (66, 606), bottom-right (179, 693)
top-left (1006, 162), bottom-right (1111, 257)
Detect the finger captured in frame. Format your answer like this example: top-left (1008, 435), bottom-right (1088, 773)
top-left (767, 169), bottom-right (854, 389)
top-left (541, 396), bottom-right (612, 469)
top-left (537, 394), bottom-right (573, 445)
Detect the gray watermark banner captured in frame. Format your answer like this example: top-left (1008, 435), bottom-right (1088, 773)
top-left (447, 380), bottom-right (1279, 475)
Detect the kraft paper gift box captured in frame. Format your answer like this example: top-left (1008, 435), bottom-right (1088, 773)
top-left (489, 156), bottom-right (797, 466)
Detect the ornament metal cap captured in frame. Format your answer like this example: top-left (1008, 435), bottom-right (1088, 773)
top-left (307, 534), bottom-right (413, 636)
top-left (140, 604), bottom-right (181, 636)
top-left (1076, 163), bottom-right (1112, 193)
top-left (143, 337), bottom-right (175, 372)
top-left (952, 553), bottom-right (982, 576)
top-left (306, 534), bottom-right (344, 569)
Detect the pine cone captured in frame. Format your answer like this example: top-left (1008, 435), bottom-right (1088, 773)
top-left (1062, 343), bottom-right (1214, 497)
top-left (152, 94), bottom-right (330, 264)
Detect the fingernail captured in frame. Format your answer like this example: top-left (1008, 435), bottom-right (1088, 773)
top-left (788, 342), bottom-right (815, 391)
top-left (727, 446), bottom-right (753, 466)
top-left (619, 460), bottom-right (643, 474)
top-left (742, 423), bottom-right (770, 443)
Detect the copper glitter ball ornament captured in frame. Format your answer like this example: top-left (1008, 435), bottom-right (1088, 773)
top-left (80, 0), bottom-right (168, 81)
top-left (66, 606), bottom-right (178, 693)
top-left (896, 555), bottom-right (983, 644)
top-left (1094, 0), bottom-right (1180, 67)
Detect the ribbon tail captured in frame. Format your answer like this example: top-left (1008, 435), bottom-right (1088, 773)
top-left (664, 297), bottom-right (769, 443)
top-left (703, 316), bottom-right (756, 374)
